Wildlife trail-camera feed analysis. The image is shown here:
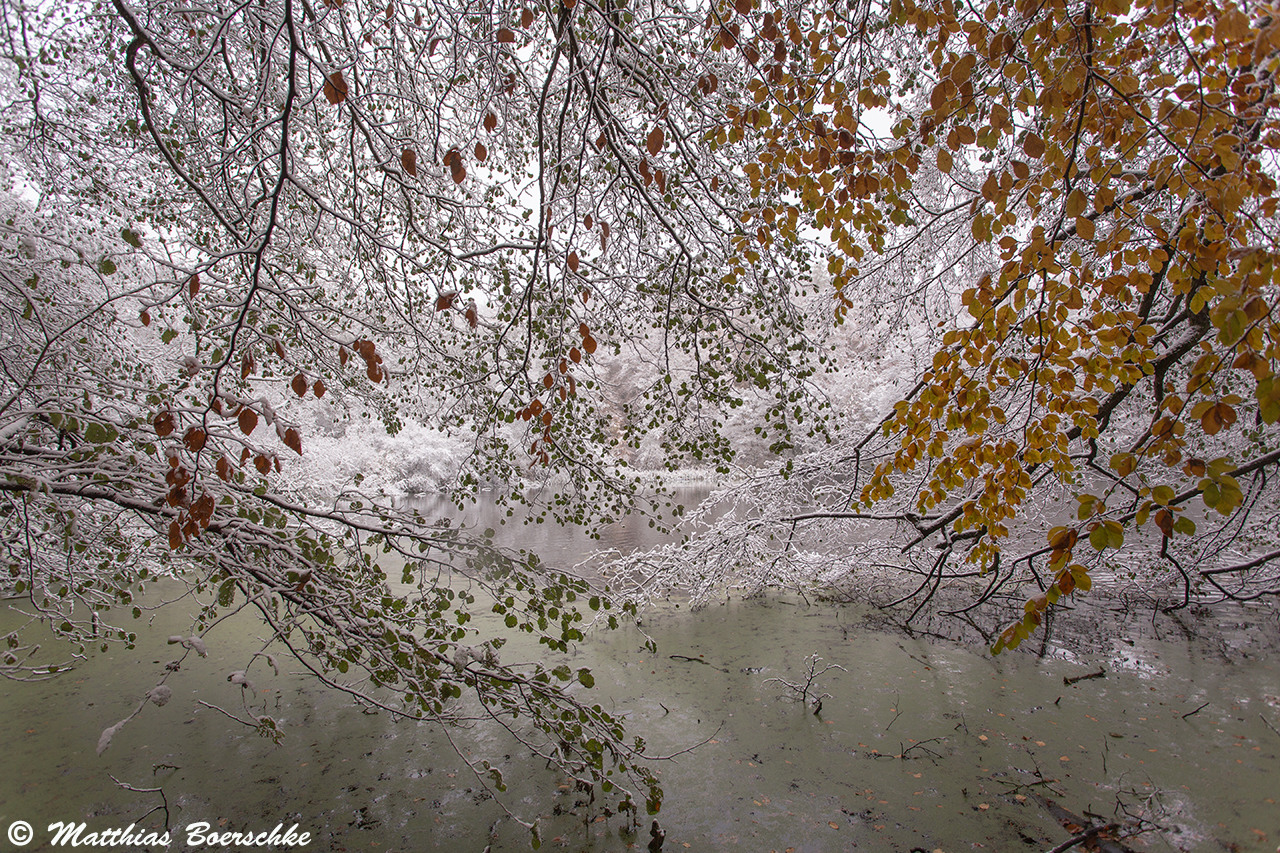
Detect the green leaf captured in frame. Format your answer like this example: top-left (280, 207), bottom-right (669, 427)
top-left (577, 668), bottom-right (595, 688)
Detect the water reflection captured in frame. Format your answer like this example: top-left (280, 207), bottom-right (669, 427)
top-left (1, 491), bottom-right (1278, 852)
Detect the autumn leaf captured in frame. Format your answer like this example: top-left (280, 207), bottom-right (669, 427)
top-left (496, 27), bottom-right (515, 43)
top-left (568, 251), bottom-right (580, 272)
top-left (291, 373), bottom-right (308, 397)
top-left (283, 427), bottom-right (302, 455)
top-left (313, 379), bottom-right (326, 398)
top-left (323, 71), bottom-right (348, 105)
top-left (484, 111), bottom-right (498, 132)
top-left (238, 407), bottom-right (259, 436)
top-left (475, 142), bottom-right (487, 162)
top-left (183, 427), bottom-right (206, 452)
top-left (153, 411), bottom-right (175, 437)
top-left (646, 125), bottom-right (664, 157)
top-left (401, 148), bottom-right (417, 176)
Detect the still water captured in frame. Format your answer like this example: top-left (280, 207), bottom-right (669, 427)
top-left (1, 491), bottom-right (1278, 852)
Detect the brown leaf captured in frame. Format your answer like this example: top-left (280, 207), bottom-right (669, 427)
top-left (568, 251), bottom-right (580, 272)
top-left (291, 373), bottom-right (308, 397)
top-left (583, 334), bottom-right (598, 354)
top-left (1023, 132), bottom-right (1045, 159)
top-left (188, 274), bottom-right (200, 298)
top-left (497, 27), bottom-right (516, 43)
top-left (168, 520), bottom-right (184, 551)
top-left (183, 427), bottom-right (207, 452)
top-left (283, 427), bottom-right (302, 455)
top-left (241, 351), bottom-right (254, 380)
top-left (719, 26), bottom-right (737, 49)
top-left (464, 305), bottom-right (478, 328)
top-left (646, 125), bottom-right (665, 157)
top-left (339, 346), bottom-right (349, 366)
top-left (216, 456), bottom-right (233, 481)
top-left (324, 71), bottom-right (348, 105)
top-left (313, 379), bottom-right (326, 398)
top-left (600, 221), bottom-right (610, 250)
top-left (401, 148), bottom-right (417, 176)
top-left (570, 346), bottom-right (581, 363)
top-left (140, 309), bottom-right (151, 326)
top-left (254, 454), bottom-right (270, 475)
top-left (484, 111), bottom-right (498, 132)
top-left (584, 214), bottom-right (593, 229)
top-left (238, 407), bottom-right (259, 436)
top-left (154, 411), bottom-right (175, 437)
top-left (521, 7), bottom-right (534, 27)
top-left (543, 372), bottom-right (555, 389)
top-left (734, 0), bottom-right (752, 13)
top-left (436, 291), bottom-right (457, 311)
top-left (451, 164), bottom-right (466, 183)
top-left (475, 142), bottom-right (488, 162)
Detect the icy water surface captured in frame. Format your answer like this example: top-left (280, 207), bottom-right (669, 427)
top-left (1, 497), bottom-right (1278, 852)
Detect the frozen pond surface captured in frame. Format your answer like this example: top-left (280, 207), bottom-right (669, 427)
top-left (2, 492), bottom-right (1278, 852)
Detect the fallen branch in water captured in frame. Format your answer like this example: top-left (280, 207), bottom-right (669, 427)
top-left (1043, 823), bottom-right (1118, 853)
top-left (1181, 701), bottom-right (1210, 720)
top-left (1063, 668), bottom-right (1105, 686)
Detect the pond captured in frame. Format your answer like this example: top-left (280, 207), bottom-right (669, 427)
top-left (1, 490), bottom-right (1278, 852)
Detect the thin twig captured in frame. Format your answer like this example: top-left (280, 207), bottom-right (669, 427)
top-left (1180, 701), bottom-right (1210, 720)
